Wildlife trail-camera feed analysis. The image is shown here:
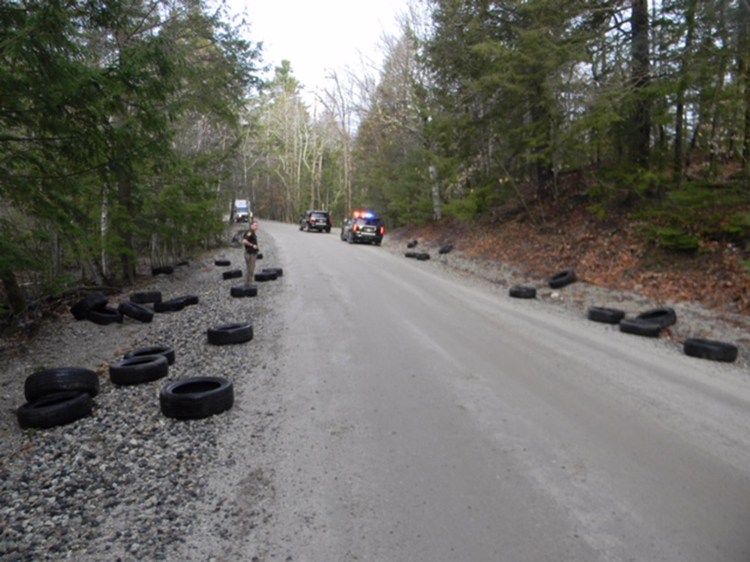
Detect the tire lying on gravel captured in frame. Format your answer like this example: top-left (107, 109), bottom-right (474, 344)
top-left (262, 267), bottom-right (283, 277)
top-left (24, 367), bottom-right (100, 402)
top-left (17, 391), bottom-right (93, 429)
top-left (509, 285), bottom-right (536, 299)
top-left (70, 292), bottom-right (108, 320)
top-left (86, 306), bottom-right (123, 325)
top-left (118, 301), bottom-right (154, 323)
top-left (438, 244), bottom-right (454, 254)
top-left (230, 284), bottom-right (258, 298)
top-left (587, 306), bottom-right (625, 324)
top-left (415, 253), bottom-right (430, 261)
top-left (129, 290), bottom-right (162, 304)
top-left (548, 268), bottom-right (577, 289)
top-left (154, 298), bottom-right (187, 313)
top-left (124, 345), bottom-right (176, 366)
top-left (179, 294), bottom-right (199, 306)
top-left (160, 377), bottom-right (234, 420)
top-left (683, 338), bottom-right (738, 363)
top-left (109, 354), bottom-right (169, 385)
top-left (619, 318), bottom-right (662, 338)
top-left (404, 251), bottom-right (417, 259)
top-left (151, 265), bottom-right (174, 276)
top-left (207, 323), bottom-right (254, 345)
top-left (635, 307), bottom-right (676, 328)
top-left (214, 259), bottom-right (231, 266)
top-left (222, 269), bottom-right (243, 280)
top-left (254, 271), bottom-right (277, 282)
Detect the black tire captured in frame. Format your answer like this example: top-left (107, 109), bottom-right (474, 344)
top-left (415, 253), bottom-right (430, 261)
top-left (86, 306), bottom-right (123, 325)
top-left (230, 284), bottom-right (258, 298)
top-left (405, 251), bottom-right (417, 258)
top-left (124, 345), bottom-right (176, 366)
top-left (109, 354), bottom-right (169, 385)
top-left (587, 306), bottom-right (625, 324)
top-left (619, 318), bottom-right (662, 338)
top-left (262, 267), bottom-right (283, 277)
top-left (179, 294), bottom-right (199, 306)
top-left (118, 301), bottom-right (154, 323)
top-left (635, 307), bottom-right (677, 328)
top-left (207, 323), bottom-right (254, 345)
top-left (151, 266), bottom-right (174, 276)
top-left (406, 240), bottom-right (418, 248)
top-left (256, 252), bottom-right (263, 260)
top-left (683, 338), bottom-right (738, 363)
top-left (70, 292), bottom-right (108, 320)
top-left (222, 269), bottom-right (243, 280)
top-left (509, 285), bottom-right (536, 299)
top-left (254, 271), bottom-right (277, 282)
top-left (130, 290), bottom-right (162, 304)
top-left (154, 298), bottom-right (186, 313)
top-left (24, 367), bottom-right (99, 402)
top-left (17, 391), bottom-right (93, 429)
top-left (438, 244), bottom-right (453, 254)
top-left (548, 268), bottom-right (577, 289)
top-left (214, 259), bottom-right (231, 266)
top-left (160, 377), bottom-right (234, 420)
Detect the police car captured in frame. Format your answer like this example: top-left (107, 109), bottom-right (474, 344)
top-left (340, 210), bottom-right (385, 245)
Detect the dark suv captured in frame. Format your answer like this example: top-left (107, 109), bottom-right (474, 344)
top-left (341, 210), bottom-right (384, 245)
top-left (300, 210), bottom-right (332, 233)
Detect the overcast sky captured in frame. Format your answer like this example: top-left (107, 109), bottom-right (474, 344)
top-left (228, 0), bottom-right (408, 99)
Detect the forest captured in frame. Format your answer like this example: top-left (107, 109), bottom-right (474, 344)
top-left (2, 0), bottom-right (750, 320)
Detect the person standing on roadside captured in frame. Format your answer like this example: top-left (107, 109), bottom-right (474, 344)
top-left (242, 220), bottom-right (260, 285)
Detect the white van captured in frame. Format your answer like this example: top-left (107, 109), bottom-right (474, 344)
top-left (232, 199), bottom-right (250, 222)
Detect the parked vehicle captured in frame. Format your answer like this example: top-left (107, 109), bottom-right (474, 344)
top-left (232, 199), bottom-right (251, 222)
top-left (340, 210), bottom-right (384, 245)
top-left (300, 210), bottom-right (332, 232)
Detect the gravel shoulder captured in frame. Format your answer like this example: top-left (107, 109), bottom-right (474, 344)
top-left (0, 227), bottom-right (285, 561)
top-left (2, 224), bottom-right (749, 561)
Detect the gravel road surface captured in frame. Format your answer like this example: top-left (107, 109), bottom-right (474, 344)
top-left (3, 220), bottom-right (750, 561)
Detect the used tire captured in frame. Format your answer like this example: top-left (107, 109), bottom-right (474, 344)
top-left (86, 306), bottom-right (123, 325)
top-left (254, 271), bottom-right (277, 282)
top-left (230, 284), bottom-right (258, 298)
top-left (415, 253), bottom-right (430, 261)
top-left (509, 285), bottom-right (536, 299)
top-left (619, 318), bottom-right (662, 338)
top-left (214, 259), bottom-right (231, 266)
top-left (587, 306), bottom-right (625, 324)
top-left (179, 294), bottom-right (199, 306)
top-left (548, 268), bottom-right (577, 289)
top-left (17, 391), bottom-right (93, 429)
top-left (222, 269), bottom-right (243, 280)
top-left (404, 251), bottom-right (417, 259)
top-left (70, 292), bottom-right (108, 320)
top-left (438, 244), bottom-right (454, 254)
top-left (207, 323), bottom-right (254, 345)
top-left (130, 290), bottom-right (162, 304)
top-left (683, 338), bottom-right (738, 363)
top-left (635, 307), bottom-right (676, 328)
top-left (262, 267), bottom-right (283, 277)
top-left (109, 354), bottom-right (169, 385)
top-left (151, 265), bottom-right (174, 276)
top-left (154, 298), bottom-right (186, 313)
top-left (118, 301), bottom-right (154, 323)
top-left (124, 345), bottom-right (176, 365)
top-left (24, 367), bottom-right (99, 402)
top-left (160, 377), bottom-right (234, 420)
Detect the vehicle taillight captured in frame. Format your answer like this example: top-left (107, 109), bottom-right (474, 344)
top-left (353, 224), bottom-right (359, 232)
top-left (380, 227), bottom-right (385, 235)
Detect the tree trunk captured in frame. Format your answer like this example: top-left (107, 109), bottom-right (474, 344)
top-left (673, 0), bottom-right (698, 185)
top-left (630, 0), bottom-right (651, 168)
top-left (2, 271), bottom-right (26, 316)
top-left (429, 164), bottom-right (441, 221)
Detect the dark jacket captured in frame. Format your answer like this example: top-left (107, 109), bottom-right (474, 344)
top-left (242, 228), bottom-right (259, 254)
